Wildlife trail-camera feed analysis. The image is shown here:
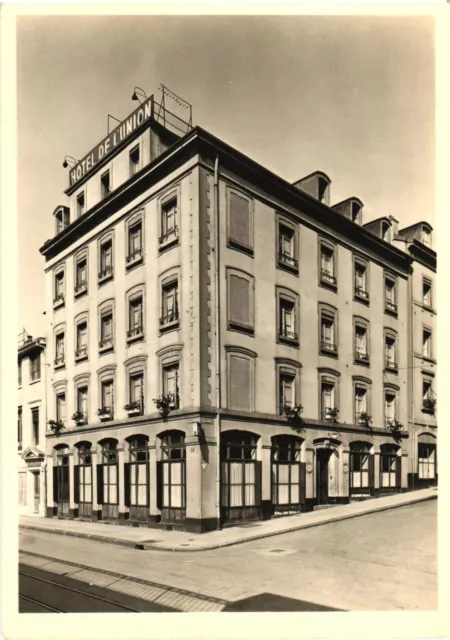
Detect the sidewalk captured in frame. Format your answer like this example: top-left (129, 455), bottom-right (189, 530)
top-left (20, 487), bottom-right (436, 552)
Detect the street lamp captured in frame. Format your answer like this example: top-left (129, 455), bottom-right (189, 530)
top-left (62, 155), bottom-right (79, 168)
top-left (131, 87), bottom-right (147, 104)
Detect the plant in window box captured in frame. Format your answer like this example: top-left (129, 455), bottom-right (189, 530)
top-left (97, 407), bottom-right (113, 421)
top-left (124, 401), bottom-right (142, 416)
top-left (422, 397), bottom-right (436, 414)
top-left (153, 394), bottom-right (178, 421)
top-left (325, 407), bottom-right (339, 423)
top-left (47, 419), bottom-right (64, 436)
top-left (357, 412), bottom-right (372, 428)
top-left (387, 418), bottom-right (404, 432)
top-left (283, 403), bottom-right (305, 432)
top-left (71, 411), bottom-right (87, 426)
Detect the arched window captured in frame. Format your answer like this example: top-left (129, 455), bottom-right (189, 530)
top-left (271, 435), bottom-right (304, 515)
top-left (125, 435), bottom-right (149, 520)
top-left (220, 431), bottom-right (261, 523)
top-left (158, 431), bottom-right (186, 522)
top-left (380, 444), bottom-right (400, 490)
top-left (98, 439), bottom-right (118, 520)
top-left (75, 442), bottom-right (92, 518)
top-left (349, 442), bottom-right (373, 496)
top-left (53, 445), bottom-right (70, 518)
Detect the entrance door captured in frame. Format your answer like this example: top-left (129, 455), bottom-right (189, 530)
top-left (57, 465), bottom-right (70, 517)
top-left (316, 449), bottom-right (332, 504)
top-left (33, 473), bottom-right (40, 514)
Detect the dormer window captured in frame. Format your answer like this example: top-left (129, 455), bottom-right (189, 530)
top-left (129, 145), bottom-right (140, 177)
top-left (56, 213), bottom-right (64, 234)
top-left (76, 192), bottom-right (85, 218)
top-left (318, 177), bottom-right (330, 204)
top-left (381, 222), bottom-right (390, 243)
top-left (422, 227), bottom-right (431, 248)
top-left (351, 202), bottom-right (362, 225)
top-left (101, 170), bottom-right (111, 199)
top-left (54, 206), bottom-right (69, 234)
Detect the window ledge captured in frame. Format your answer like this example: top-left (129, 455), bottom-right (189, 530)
top-left (384, 366), bottom-right (398, 374)
top-left (277, 260), bottom-right (299, 276)
top-left (354, 293), bottom-right (370, 306)
top-left (384, 305), bottom-right (398, 318)
top-left (98, 272), bottom-right (114, 285)
top-left (127, 332), bottom-right (144, 345)
top-left (54, 362), bottom-right (65, 371)
top-left (278, 334), bottom-right (300, 348)
top-left (354, 358), bottom-right (371, 368)
top-left (421, 355), bottom-right (437, 365)
top-left (421, 407), bottom-right (435, 415)
top-left (159, 235), bottom-right (179, 252)
top-left (126, 254), bottom-right (143, 270)
top-left (320, 346), bottom-right (339, 358)
top-left (99, 343), bottom-right (114, 354)
top-left (227, 239), bottom-right (254, 257)
top-left (319, 279), bottom-right (338, 293)
top-left (74, 287), bottom-right (88, 299)
top-left (160, 320), bottom-right (180, 333)
top-left (228, 321), bottom-right (254, 336)
top-left (53, 299), bottom-right (65, 310)
top-left (29, 378), bottom-right (42, 385)
top-left (75, 354), bottom-right (88, 363)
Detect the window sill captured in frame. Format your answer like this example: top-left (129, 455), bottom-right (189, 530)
top-left (74, 287), bottom-right (88, 299)
top-left (126, 255), bottom-right (144, 270)
top-left (320, 347), bottom-right (339, 359)
top-left (278, 334), bottom-right (300, 348)
top-left (319, 279), bottom-right (338, 293)
top-left (29, 378), bottom-right (42, 385)
top-left (54, 363), bottom-right (65, 371)
top-left (421, 355), bottom-right (437, 365)
top-left (227, 239), bottom-right (254, 257)
top-left (384, 365), bottom-right (398, 374)
top-left (354, 293), bottom-right (370, 306)
top-left (277, 260), bottom-right (299, 276)
top-left (99, 343), bottom-right (114, 354)
top-left (384, 306), bottom-right (398, 318)
top-left (421, 407), bottom-right (435, 415)
top-left (75, 354), bottom-right (88, 363)
top-left (354, 357), bottom-right (371, 368)
top-left (228, 321), bottom-right (254, 336)
top-left (160, 320), bottom-right (180, 334)
top-left (98, 272), bottom-right (114, 286)
top-left (159, 235), bottom-right (179, 252)
top-left (127, 332), bottom-right (144, 345)
top-left (53, 299), bottom-right (65, 310)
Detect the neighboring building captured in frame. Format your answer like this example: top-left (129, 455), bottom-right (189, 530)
top-left (39, 92), bottom-right (418, 533)
top-left (18, 331), bottom-right (47, 517)
top-left (396, 222), bottom-right (437, 488)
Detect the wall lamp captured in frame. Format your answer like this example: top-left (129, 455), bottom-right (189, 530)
top-left (62, 155), bottom-right (79, 168)
top-left (131, 87), bottom-right (147, 104)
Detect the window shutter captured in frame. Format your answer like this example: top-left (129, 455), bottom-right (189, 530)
top-left (53, 466), bottom-right (58, 503)
top-left (254, 461), bottom-right (262, 508)
top-left (156, 461), bottom-right (163, 510)
top-left (74, 466), bottom-right (80, 504)
top-left (146, 462), bottom-right (150, 508)
top-left (229, 275), bottom-right (250, 327)
top-left (230, 192), bottom-right (250, 247)
top-left (229, 356), bottom-right (251, 411)
top-left (368, 454), bottom-right (374, 492)
top-left (97, 465), bottom-right (104, 505)
top-left (395, 456), bottom-right (402, 489)
top-left (124, 463), bottom-right (131, 507)
top-left (299, 461), bottom-right (306, 507)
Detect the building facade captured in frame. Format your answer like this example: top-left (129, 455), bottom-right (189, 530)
top-left (39, 94), bottom-right (431, 533)
top-left (18, 332), bottom-right (47, 517)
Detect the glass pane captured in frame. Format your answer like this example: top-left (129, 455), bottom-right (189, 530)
top-left (171, 485), bottom-right (182, 508)
top-left (171, 462), bottom-right (182, 484)
top-left (361, 471), bottom-right (369, 487)
top-left (290, 464), bottom-right (299, 482)
top-left (277, 485), bottom-right (290, 504)
top-left (85, 484), bottom-right (92, 503)
top-left (278, 465), bottom-right (289, 483)
top-left (230, 462), bottom-right (243, 484)
top-left (163, 464), bottom-right (169, 484)
top-left (163, 486), bottom-right (169, 506)
top-left (109, 484), bottom-right (117, 504)
top-left (245, 462), bottom-right (255, 483)
top-left (109, 465), bottom-right (117, 483)
top-left (352, 472), bottom-right (361, 488)
top-left (138, 484), bottom-right (147, 506)
top-left (230, 485), bottom-right (242, 507)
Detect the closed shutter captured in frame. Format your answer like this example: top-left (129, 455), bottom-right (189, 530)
top-left (368, 454), bottom-right (375, 492)
top-left (254, 461), bottom-right (262, 507)
top-left (97, 465), bottom-right (104, 505)
top-left (299, 461), bottom-right (306, 507)
top-left (229, 275), bottom-right (250, 327)
top-left (230, 356), bottom-right (251, 411)
top-left (74, 466), bottom-right (80, 504)
top-left (230, 192), bottom-right (250, 247)
top-left (124, 463), bottom-right (131, 507)
top-left (396, 456), bottom-right (402, 489)
top-left (156, 461), bottom-right (163, 510)
top-left (53, 467), bottom-right (58, 503)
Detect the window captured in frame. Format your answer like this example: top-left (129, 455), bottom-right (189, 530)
top-left (321, 381), bottom-right (336, 420)
top-left (54, 332), bottom-right (65, 368)
top-left (319, 370), bottom-right (340, 422)
top-left (75, 321), bottom-right (88, 361)
top-left (128, 295), bottom-right (144, 341)
top-left (226, 347), bottom-right (256, 412)
top-left (380, 444), bottom-right (399, 488)
top-left (421, 227), bottom-right (431, 248)
top-left (381, 222), bottom-right (390, 243)
top-left (163, 363), bottom-right (180, 409)
top-left (76, 443), bottom-right (92, 508)
top-left (127, 436), bottom-right (149, 509)
top-left (76, 192), bottom-right (85, 217)
top-left (54, 270), bottom-right (65, 306)
top-left (160, 196), bottom-right (179, 247)
top-left (221, 432), bottom-right (259, 511)
top-left (384, 331), bottom-right (398, 371)
top-left (100, 440), bottom-right (118, 508)
top-left (422, 378), bottom-right (435, 413)
top-left (319, 241), bottom-right (337, 289)
top-left (160, 280), bottom-right (179, 329)
top-left (351, 202), bottom-right (362, 225)
top-left (160, 432), bottom-right (186, 510)
top-left (271, 436), bottom-right (302, 514)
top-left (227, 188), bottom-right (253, 254)
top-left (354, 385), bottom-right (368, 423)
top-left (423, 279), bottom-right (432, 308)
top-left (77, 386), bottom-right (88, 421)
top-left (127, 220), bottom-right (143, 266)
top-left (128, 372), bottom-right (144, 414)
top-left (280, 373), bottom-right (295, 413)
top-left (227, 268), bottom-right (254, 334)
top-left (354, 260), bottom-right (369, 302)
top-left (100, 170), bottom-right (111, 199)
top-left (418, 443), bottom-right (436, 479)
top-left (56, 213), bottom-right (64, 234)
top-left (129, 145), bottom-right (140, 176)
top-left (99, 238), bottom-right (113, 282)
top-left (56, 392), bottom-right (67, 424)
top-left (18, 362), bottom-right (22, 387)
top-left (319, 305), bottom-right (338, 356)
top-left (354, 320), bottom-right (370, 365)
top-left (350, 443), bottom-right (372, 491)
top-left (384, 275), bottom-right (397, 315)
top-left (276, 359), bottom-right (301, 416)
top-left (31, 407), bottom-right (39, 445)
top-left (422, 329), bottom-right (432, 359)
top-left (384, 390), bottom-right (397, 427)
top-left (277, 220), bottom-right (298, 273)
top-left (100, 310), bottom-right (114, 351)
top-left (100, 379), bottom-right (114, 417)
top-left (75, 257), bottom-right (88, 296)
top-left (18, 406), bottom-right (22, 448)
top-left (30, 353), bottom-right (41, 381)
top-left (278, 290), bottom-right (299, 345)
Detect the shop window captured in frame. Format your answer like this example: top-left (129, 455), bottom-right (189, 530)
top-left (221, 432), bottom-right (260, 515)
top-left (418, 443), bottom-right (436, 479)
top-left (380, 444), bottom-right (400, 489)
top-left (349, 442), bottom-right (373, 492)
top-left (98, 440), bottom-right (118, 520)
top-left (75, 443), bottom-right (92, 519)
top-left (54, 445), bottom-right (70, 517)
top-left (271, 435), bottom-right (303, 514)
top-left (125, 435), bottom-right (149, 515)
top-left (159, 432), bottom-right (186, 512)
top-left (227, 268), bottom-right (254, 335)
top-left (227, 188), bottom-right (253, 255)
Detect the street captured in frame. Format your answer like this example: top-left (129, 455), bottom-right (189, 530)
top-left (19, 501), bottom-right (436, 612)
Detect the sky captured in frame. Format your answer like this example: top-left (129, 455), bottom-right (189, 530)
top-left (17, 14), bottom-right (435, 338)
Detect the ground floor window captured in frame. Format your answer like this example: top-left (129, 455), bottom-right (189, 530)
top-left (75, 443), bottom-right (92, 505)
top-left (54, 446), bottom-right (70, 516)
top-left (350, 442), bottom-right (373, 490)
top-left (221, 432), bottom-right (260, 508)
top-left (271, 436), bottom-right (302, 511)
top-left (380, 444), bottom-right (400, 488)
top-left (98, 440), bottom-right (118, 518)
top-left (418, 443), bottom-right (436, 479)
top-left (159, 431), bottom-right (186, 510)
top-left (127, 435), bottom-right (149, 507)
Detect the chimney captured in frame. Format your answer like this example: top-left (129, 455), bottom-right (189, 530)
top-left (293, 171), bottom-right (331, 206)
top-left (388, 215), bottom-right (399, 238)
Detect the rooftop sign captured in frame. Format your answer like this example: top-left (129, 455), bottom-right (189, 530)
top-left (69, 96), bottom-right (154, 188)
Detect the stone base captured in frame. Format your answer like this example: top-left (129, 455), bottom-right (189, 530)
top-left (408, 473), bottom-right (438, 490)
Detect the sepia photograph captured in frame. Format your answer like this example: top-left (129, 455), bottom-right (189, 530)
top-left (2, 4), bottom-right (448, 639)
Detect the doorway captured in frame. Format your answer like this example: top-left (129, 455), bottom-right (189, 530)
top-left (33, 473), bottom-right (40, 514)
top-left (316, 449), bottom-right (332, 505)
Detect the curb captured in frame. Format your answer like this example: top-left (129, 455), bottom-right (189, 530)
top-left (20, 493), bottom-right (436, 553)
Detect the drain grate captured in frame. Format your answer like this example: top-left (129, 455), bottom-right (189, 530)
top-left (236, 523), bottom-right (262, 529)
top-left (269, 549), bottom-right (286, 553)
top-left (139, 539), bottom-right (159, 543)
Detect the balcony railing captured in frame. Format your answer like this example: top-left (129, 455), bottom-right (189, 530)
top-left (74, 280), bottom-right (87, 295)
top-left (278, 252), bottom-right (299, 270)
top-left (385, 299), bottom-right (398, 314)
top-left (385, 357), bottom-right (398, 371)
top-left (159, 226), bottom-right (179, 246)
top-left (279, 327), bottom-right (299, 342)
top-left (355, 348), bottom-right (370, 363)
top-left (320, 270), bottom-right (337, 286)
top-left (320, 340), bottom-right (338, 354)
top-left (98, 265), bottom-right (113, 281)
top-left (127, 326), bottom-right (144, 339)
top-left (160, 310), bottom-right (179, 327)
top-left (75, 345), bottom-right (88, 360)
top-left (126, 248), bottom-right (143, 264)
top-left (355, 286), bottom-right (369, 301)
